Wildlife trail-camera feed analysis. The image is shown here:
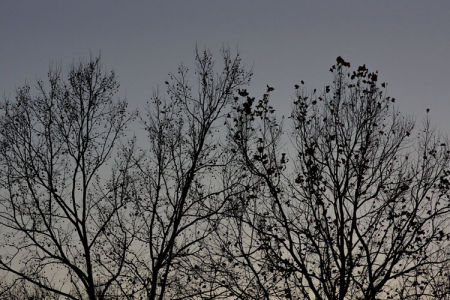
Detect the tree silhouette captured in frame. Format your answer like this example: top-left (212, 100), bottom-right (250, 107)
top-left (226, 57), bottom-right (450, 299)
top-left (122, 48), bottom-right (252, 299)
top-left (0, 52), bottom-right (448, 300)
top-left (0, 57), bottom-right (134, 300)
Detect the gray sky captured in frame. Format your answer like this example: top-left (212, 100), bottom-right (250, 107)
top-left (1, 0), bottom-right (449, 131)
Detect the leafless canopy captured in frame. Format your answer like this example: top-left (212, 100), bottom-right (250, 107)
top-left (0, 58), bottom-right (133, 300)
top-left (0, 52), bottom-right (448, 300)
top-left (225, 57), bottom-right (450, 299)
top-left (123, 48), bottom-right (252, 299)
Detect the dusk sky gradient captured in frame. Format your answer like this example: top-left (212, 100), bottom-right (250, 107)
top-left (1, 0), bottom-right (449, 131)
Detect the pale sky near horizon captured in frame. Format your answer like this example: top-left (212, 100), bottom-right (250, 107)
top-left (1, 0), bottom-right (449, 132)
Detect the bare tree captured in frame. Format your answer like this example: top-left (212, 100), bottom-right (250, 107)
top-left (0, 57), bottom-right (134, 300)
top-left (1, 51), bottom-right (448, 300)
top-left (123, 48), bottom-right (252, 300)
top-left (227, 58), bottom-right (450, 299)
